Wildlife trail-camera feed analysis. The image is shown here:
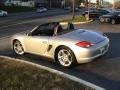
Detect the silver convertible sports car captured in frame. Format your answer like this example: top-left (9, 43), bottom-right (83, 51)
top-left (11, 22), bottom-right (109, 67)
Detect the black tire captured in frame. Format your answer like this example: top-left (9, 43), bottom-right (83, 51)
top-left (3, 14), bottom-right (6, 17)
top-left (56, 46), bottom-right (76, 67)
top-left (13, 40), bottom-right (24, 55)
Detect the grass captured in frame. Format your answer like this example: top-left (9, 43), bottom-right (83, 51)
top-left (0, 57), bottom-right (94, 90)
top-left (61, 16), bottom-right (91, 23)
top-left (0, 6), bottom-right (35, 13)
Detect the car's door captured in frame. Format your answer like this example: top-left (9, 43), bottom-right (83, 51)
top-left (98, 9), bottom-right (109, 15)
top-left (24, 24), bottom-right (54, 55)
top-left (0, 10), bottom-right (2, 16)
top-left (24, 36), bottom-right (50, 55)
top-left (90, 10), bottom-right (98, 18)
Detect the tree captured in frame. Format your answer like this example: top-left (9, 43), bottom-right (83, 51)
top-left (96, 0), bottom-right (100, 8)
top-left (96, 0), bottom-right (103, 8)
top-left (0, 0), bottom-right (4, 7)
top-left (78, 0), bottom-right (83, 4)
top-left (100, 0), bottom-right (103, 6)
top-left (84, 0), bottom-right (88, 7)
top-left (114, 0), bottom-right (120, 9)
top-left (72, 0), bottom-right (75, 19)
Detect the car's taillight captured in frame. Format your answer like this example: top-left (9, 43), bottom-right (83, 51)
top-left (75, 41), bottom-right (94, 48)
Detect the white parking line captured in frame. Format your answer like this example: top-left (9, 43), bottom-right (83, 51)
top-left (0, 56), bottom-right (106, 90)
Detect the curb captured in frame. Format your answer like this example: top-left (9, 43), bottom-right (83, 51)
top-left (60, 19), bottom-right (93, 25)
top-left (0, 56), bottom-right (105, 90)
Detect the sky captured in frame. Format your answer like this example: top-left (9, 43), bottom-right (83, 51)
top-left (91, 0), bottom-right (113, 3)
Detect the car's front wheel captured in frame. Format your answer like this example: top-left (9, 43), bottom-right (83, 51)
top-left (56, 46), bottom-right (76, 67)
top-left (13, 40), bottom-right (24, 55)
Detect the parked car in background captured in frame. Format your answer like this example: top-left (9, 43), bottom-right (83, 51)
top-left (82, 8), bottom-right (112, 18)
top-left (11, 22), bottom-right (109, 67)
top-left (64, 6), bottom-right (71, 10)
top-left (99, 11), bottom-right (120, 24)
top-left (36, 7), bottom-right (47, 13)
top-left (0, 10), bottom-right (8, 17)
top-left (64, 6), bottom-right (79, 12)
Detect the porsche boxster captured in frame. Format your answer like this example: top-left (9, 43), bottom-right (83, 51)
top-left (11, 22), bottom-right (109, 67)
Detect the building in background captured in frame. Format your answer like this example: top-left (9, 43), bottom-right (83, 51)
top-left (13, 0), bottom-right (35, 7)
top-left (3, 0), bottom-right (14, 6)
top-left (114, 0), bottom-right (120, 9)
top-left (1, 0), bottom-right (81, 8)
top-left (1, 0), bottom-right (35, 7)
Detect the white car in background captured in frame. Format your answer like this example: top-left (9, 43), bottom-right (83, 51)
top-left (0, 10), bottom-right (8, 17)
top-left (36, 7), bottom-right (47, 13)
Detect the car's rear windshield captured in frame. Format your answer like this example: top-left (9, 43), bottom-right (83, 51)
top-left (107, 12), bottom-right (120, 15)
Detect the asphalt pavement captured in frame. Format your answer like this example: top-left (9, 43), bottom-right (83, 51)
top-left (0, 10), bottom-right (120, 90)
top-left (0, 8), bottom-right (71, 27)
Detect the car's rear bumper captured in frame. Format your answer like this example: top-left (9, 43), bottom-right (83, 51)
top-left (76, 46), bottom-right (108, 64)
top-left (73, 38), bottom-right (109, 64)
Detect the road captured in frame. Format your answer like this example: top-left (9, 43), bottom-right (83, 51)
top-left (0, 9), bottom-right (71, 27)
top-left (0, 11), bottom-right (120, 90)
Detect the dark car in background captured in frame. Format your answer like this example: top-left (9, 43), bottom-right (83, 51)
top-left (99, 11), bottom-right (120, 24)
top-left (82, 8), bottom-right (112, 18)
top-left (64, 6), bottom-right (79, 12)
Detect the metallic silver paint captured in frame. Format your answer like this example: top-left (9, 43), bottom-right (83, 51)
top-left (11, 28), bottom-right (109, 64)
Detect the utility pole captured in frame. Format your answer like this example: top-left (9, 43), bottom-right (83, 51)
top-left (96, 0), bottom-right (100, 8)
top-left (72, 0), bottom-right (75, 19)
top-left (86, 0), bottom-right (90, 20)
top-left (112, 0), bottom-right (115, 10)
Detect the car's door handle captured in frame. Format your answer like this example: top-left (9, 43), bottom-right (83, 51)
top-left (42, 41), bottom-right (47, 44)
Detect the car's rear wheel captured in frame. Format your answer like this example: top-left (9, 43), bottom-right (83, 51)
top-left (111, 19), bottom-right (116, 24)
top-left (13, 40), bottom-right (24, 55)
top-left (56, 46), bottom-right (76, 67)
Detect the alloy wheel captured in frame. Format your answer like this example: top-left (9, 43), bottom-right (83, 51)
top-left (57, 48), bottom-right (73, 67)
top-left (13, 40), bottom-right (24, 55)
